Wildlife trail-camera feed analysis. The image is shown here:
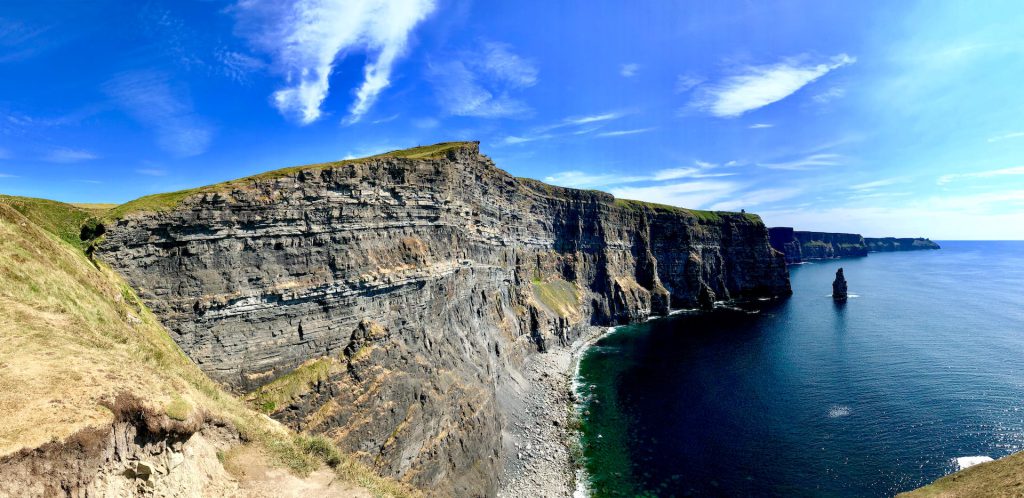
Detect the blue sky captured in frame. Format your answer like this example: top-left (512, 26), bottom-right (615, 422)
top-left (2, 1), bottom-right (1023, 239)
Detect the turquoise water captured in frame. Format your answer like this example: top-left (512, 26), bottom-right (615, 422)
top-left (577, 241), bottom-right (1024, 497)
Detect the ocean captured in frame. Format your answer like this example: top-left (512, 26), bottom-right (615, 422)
top-left (576, 241), bottom-right (1024, 497)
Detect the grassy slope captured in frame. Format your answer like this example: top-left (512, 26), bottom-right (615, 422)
top-left (613, 198), bottom-right (763, 223)
top-left (0, 198), bottom-right (416, 497)
top-left (898, 454), bottom-right (1024, 497)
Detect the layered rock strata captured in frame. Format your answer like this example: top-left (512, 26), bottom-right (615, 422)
top-left (768, 228), bottom-right (868, 262)
top-left (864, 237), bottom-right (941, 252)
top-left (95, 142), bottom-right (791, 496)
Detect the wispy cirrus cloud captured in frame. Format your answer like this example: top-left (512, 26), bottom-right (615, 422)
top-left (596, 128), bottom-right (654, 138)
top-left (233, 0), bottom-right (436, 124)
top-left (500, 111), bottom-right (625, 145)
top-left (103, 70), bottom-right (213, 157)
top-left (938, 166), bottom-right (1024, 185)
top-left (749, 123), bottom-right (774, 129)
top-left (987, 131), bottom-right (1024, 143)
top-left (849, 177), bottom-right (907, 191)
top-left (759, 153), bottom-right (844, 170)
top-left (675, 74), bottom-right (703, 93)
top-left (135, 168), bottom-right (168, 177)
top-left (544, 160), bottom-right (732, 189)
top-left (694, 54), bottom-right (855, 117)
top-left (812, 86), bottom-right (846, 104)
top-left (620, 63), bottom-right (640, 77)
top-left (430, 42), bottom-right (537, 118)
top-left (45, 148), bottom-right (98, 163)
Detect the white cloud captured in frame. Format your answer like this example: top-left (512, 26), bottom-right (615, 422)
top-left (708, 188), bottom-right (803, 211)
top-left (234, 0), bottom-right (436, 125)
top-left (759, 153), bottom-right (844, 170)
top-left (482, 43), bottom-right (538, 87)
top-left (675, 74), bottom-right (703, 93)
top-left (620, 63), bottom-right (640, 77)
top-left (104, 71), bottom-right (214, 157)
top-left (849, 177), bottom-right (906, 191)
top-left (987, 131), bottom-right (1024, 143)
top-left (45, 148), bottom-right (98, 163)
top-left (938, 166), bottom-right (1024, 185)
top-left (0, 172), bottom-right (16, 178)
top-left (812, 86), bottom-right (846, 104)
top-left (430, 42), bottom-right (537, 118)
top-left (545, 160), bottom-right (731, 188)
top-left (694, 53), bottom-right (855, 117)
top-left (596, 128), bottom-right (654, 138)
top-left (371, 114), bottom-right (399, 124)
top-left (216, 50), bottom-right (266, 82)
top-left (499, 111), bottom-right (623, 145)
top-left (135, 168), bottom-right (168, 176)
top-left (610, 180), bottom-right (740, 209)
top-left (749, 123), bottom-right (774, 129)
top-left (543, 171), bottom-right (649, 188)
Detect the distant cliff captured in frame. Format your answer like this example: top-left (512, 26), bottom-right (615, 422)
top-left (865, 237), bottom-right (941, 252)
top-left (768, 228), bottom-right (868, 263)
top-left (94, 142), bottom-right (791, 496)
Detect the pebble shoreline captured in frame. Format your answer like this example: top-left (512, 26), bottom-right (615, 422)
top-left (497, 326), bottom-right (612, 498)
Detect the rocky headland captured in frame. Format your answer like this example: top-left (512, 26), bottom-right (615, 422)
top-left (864, 237), bottom-right (941, 252)
top-left (90, 141), bottom-right (792, 496)
top-left (769, 228), bottom-right (939, 264)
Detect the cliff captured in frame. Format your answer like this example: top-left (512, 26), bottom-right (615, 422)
top-left (0, 197), bottom-right (413, 497)
top-left (93, 142), bottom-right (791, 496)
top-left (768, 228), bottom-right (868, 262)
top-left (865, 237), bottom-right (941, 252)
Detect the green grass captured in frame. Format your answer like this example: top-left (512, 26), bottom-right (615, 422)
top-left (531, 279), bottom-right (580, 317)
top-left (246, 357), bottom-right (335, 414)
top-left (612, 198), bottom-right (762, 223)
top-left (0, 201), bottom-right (417, 496)
top-left (0, 195), bottom-right (96, 250)
top-left (105, 142), bottom-right (478, 219)
top-left (898, 451), bottom-right (1024, 497)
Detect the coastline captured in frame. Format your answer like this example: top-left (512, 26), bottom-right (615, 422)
top-left (496, 324), bottom-right (613, 498)
top-left (498, 311), bottom-right (686, 498)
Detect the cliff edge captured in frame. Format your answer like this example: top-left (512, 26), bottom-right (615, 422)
top-left (93, 141), bottom-right (791, 496)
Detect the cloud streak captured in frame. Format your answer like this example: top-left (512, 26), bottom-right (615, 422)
top-left (988, 131), bottom-right (1024, 143)
top-left (938, 166), bottom-right (1024, 185)
top-left (103, 70), bottom-right (214, 157)
top-left (620, 63), bottom-right (639, 77)
top-left (45, 148), bottom-right (98, 163)
top-left (430, 42), bottom-right (537, 118)
top-left (234, 0), bottom-right (436, 124)
top-left (695, 54), bottom-right (855, 117)
top-left (759, 153), bottom-right (844, 170)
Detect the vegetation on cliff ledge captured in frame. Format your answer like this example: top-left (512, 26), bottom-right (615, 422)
top-left (613, 198), bottom-right (763, 223)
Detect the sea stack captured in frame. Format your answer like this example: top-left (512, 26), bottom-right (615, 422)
top-left (833, 268), bottom-right (849, 301)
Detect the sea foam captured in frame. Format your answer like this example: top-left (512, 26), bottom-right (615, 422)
top-left (955, 456), bottom-right (993, 470)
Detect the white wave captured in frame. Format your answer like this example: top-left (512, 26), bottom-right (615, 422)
top-left (955, 456), bottom-right (993, 470)
top-left (828, 405), bottom-right (851, 418)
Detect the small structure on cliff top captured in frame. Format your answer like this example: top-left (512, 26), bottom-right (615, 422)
top-left (832, 268), bottom-right (848, 301)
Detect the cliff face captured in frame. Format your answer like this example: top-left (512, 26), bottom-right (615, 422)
top-left (95, 142), bottom-right (790, 496)
top-left (768, 228), bottom-right (868, 262)
top-left (865, 237), bottom-right (940, 252)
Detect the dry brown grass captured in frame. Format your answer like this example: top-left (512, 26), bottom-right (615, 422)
top-left (0, 201), bottom-right (419, 497)
top-left (898, 453), bottom-right (1024, 497)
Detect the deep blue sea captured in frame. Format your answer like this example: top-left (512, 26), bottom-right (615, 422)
top-left (576, 241), bottom-right (1024, 497)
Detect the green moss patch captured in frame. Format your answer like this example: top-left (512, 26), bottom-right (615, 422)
top-left (246, 357), bottom-right (335, 414)
top-left (531, 279), bottom-right (580, 317)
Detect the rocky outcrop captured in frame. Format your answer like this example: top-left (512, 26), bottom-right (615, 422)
top-left (768, 228), bottom-right (868, 262)
top-left (832, 268), bottom-right (848, 301)
top-left (865, 237), bottom-right (940, 252)
top-left (0, 394), bottom-right (239, 498)
top-left (95, 142), bottom-right (791, 496)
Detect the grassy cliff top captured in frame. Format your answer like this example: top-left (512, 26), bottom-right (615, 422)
top-left (0, 200), bottom-right (416, 496)
top-left (106, 141), bottom-right (478, 219)
top-left (898, 452), bottom-right (1024, 497)
top-left (613, 198), bottom-right (763, 223)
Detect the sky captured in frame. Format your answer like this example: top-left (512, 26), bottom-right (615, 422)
top-left (2, 1), bottom-right (1024, 239)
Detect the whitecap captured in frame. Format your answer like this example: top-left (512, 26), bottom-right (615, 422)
top-left (828, 405), bottom-right (851, 418)
top-left (955, 456), bottom-right (993, 470)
